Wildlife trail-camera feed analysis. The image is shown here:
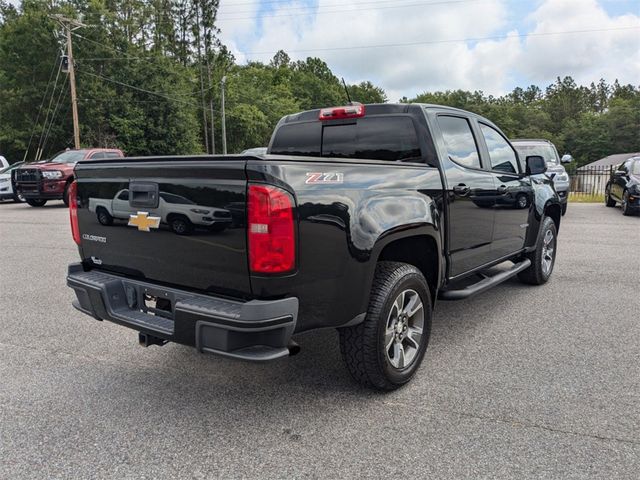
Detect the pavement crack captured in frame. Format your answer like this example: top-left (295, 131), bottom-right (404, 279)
top-left (450, 409), bottom-right (640, 446)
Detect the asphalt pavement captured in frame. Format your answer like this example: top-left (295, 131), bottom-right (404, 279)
top-left (1, 201), bottom-right (639, 479)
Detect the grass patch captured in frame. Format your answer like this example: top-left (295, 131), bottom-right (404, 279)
top-left (568, 192), bottom-right (605, 203)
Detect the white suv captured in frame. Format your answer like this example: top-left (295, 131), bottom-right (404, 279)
top-left (512, 139), bottom-right (572, 215)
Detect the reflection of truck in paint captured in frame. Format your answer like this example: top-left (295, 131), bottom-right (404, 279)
top-left (88, 189), bottom-right (232, 235)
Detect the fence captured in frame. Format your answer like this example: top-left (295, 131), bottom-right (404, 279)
top-left (567, 165), bottom-right (613, 199)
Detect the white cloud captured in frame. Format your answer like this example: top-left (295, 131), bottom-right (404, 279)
top-left (218, 0), bottom-right (640, 100)
top-left (519, 0), bottom-right (640, 87)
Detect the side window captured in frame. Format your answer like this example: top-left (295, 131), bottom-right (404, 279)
top-left (90, 152), bottom-right (106, 160)
top-left (117, 190), bottom-right (129, 201)
top-left (103, 152), bottom-right (122, 159)
top-left (480, 124), bottom-right (519, 174)
top-left (437, 116), bottom-right (481, 169)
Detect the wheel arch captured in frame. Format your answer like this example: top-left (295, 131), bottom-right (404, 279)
top-left (544, 201), bottom-right (561, 233)
top-left (372, 228), bottom-right (442, 303)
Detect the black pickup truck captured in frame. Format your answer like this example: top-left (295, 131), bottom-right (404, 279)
top-left (67, 103), bottom-right (561, 390)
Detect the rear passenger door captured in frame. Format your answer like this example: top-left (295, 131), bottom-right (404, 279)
top-left (476, 122), bottom-right (532, 258)
top-left (433, 114), bottom-right (496, 278)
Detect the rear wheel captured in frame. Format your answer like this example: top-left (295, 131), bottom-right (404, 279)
top-left (26, 199), bottom-right (47, 207)
top-left (621, 191), bottom-right (633, 216)
top-left (561, 203), bottom-right (568, 216)
top-left (516, 193), bottom-right (528, 209)
top-left (518, 216), bottom-right (557, 285)
top-left (339, 261), bottom-right (432, 390)
top-left (12, 192), bottom-right (24, 203)
top-left (96, 207), bottom-right (114, 226)
top-left (605, 185), bottom-right (616, 207)
top-left (170, 216), bottom-right (194, 235)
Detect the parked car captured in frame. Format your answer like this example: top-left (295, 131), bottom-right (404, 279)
top-left (0, 155), bottom-right (9, 169)
top-left (512, 139), bottom-right (572, 215)
top-left (0, 161), bottom-right (25, 202)
top-left (605, 156), bottom-right (640, 215)
top-left (88, 189), bottom-right (232, 234)
top-left (66, 103), bottom-right (561, 390)
top-left (14, 148), bottom-right (124, 207)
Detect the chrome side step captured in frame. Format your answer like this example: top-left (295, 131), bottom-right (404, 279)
top-left (439, 259), bottom-right (532, 301)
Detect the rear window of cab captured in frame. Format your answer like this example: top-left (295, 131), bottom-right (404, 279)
top-left (270, 116), bottom-right (422, 162)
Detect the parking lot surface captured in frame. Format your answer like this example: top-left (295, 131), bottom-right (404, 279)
top-left (1, 201), bottom-right (639, 479)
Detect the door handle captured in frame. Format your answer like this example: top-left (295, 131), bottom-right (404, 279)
top-left (453, 184), bottom-right (470, 196)
top-left (497, 185), bottom-right (508, 194)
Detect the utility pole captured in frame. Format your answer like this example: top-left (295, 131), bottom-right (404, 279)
top-left (221, 75), bottom-right (227, 155)
top-left (194, 5), bottom-right (209, 154)
top-left (207, 63), bottom-right (215, 154)
top-left (52, 15), bottom-right (84, 150)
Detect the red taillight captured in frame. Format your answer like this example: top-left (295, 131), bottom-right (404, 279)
top-left (248, 184), bottom-right (295, 274)
top-left (319, 103), bottom-right (365, 120)
top-left (69, 180), bottom-right (80, 245)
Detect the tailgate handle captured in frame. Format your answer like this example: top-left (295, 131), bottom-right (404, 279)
top-left (129, 182), bottom-right (159, 209)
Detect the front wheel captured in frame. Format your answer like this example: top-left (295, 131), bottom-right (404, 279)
top-left (26, 199), bottom-right (47, 207)
top-left (605, 185), bottom-right (616, 207)
top-left (12, 192), bottom-right (25, 203)
top-left (561, 203), bottom-right (568, 216)
top-left (518, 216), bottom-right (557, 285)
top-left (339, 261), bottom-right (432, 390)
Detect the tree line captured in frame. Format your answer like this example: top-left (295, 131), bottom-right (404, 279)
top-left (0, 1), bottom-right (637, 167)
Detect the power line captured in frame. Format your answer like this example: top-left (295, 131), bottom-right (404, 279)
top-left (35, 57), bottom-right (65, 160)
top-left (217, 0), bottom-right (483, 20)
top-left (40, 76), bottom-right (70, 158)
top-left (22, 56), bottom-right (60, 162)
top-left (239, 26), bottom-right (640, 55)
top-left (79, 71), bottom-right (208, 110)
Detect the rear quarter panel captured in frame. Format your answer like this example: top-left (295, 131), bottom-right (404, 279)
top-left (248, 158), bottom-right (444, 332)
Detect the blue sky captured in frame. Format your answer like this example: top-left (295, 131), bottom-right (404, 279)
top-left (218, 0), bottom-right (640, 100)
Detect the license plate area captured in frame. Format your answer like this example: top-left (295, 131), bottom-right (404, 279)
top-left (123, 283), bottom-right (175, 320)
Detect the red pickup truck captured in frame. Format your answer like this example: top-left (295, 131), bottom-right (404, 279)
top-left (14, 148), bottom-right (124, 207)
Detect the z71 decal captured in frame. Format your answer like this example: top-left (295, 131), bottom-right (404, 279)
top-left (305, 172), bottom-right (344, 184)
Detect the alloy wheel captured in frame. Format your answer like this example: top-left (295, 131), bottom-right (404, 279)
top-left (384, 289), bottom-right (424, 369)
top-left (541, 228), bottom-right (555, 276)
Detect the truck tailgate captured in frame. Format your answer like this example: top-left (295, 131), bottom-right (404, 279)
top-left (74, 158), bottom-right (250, 297)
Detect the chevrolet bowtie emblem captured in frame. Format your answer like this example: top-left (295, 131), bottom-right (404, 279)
top-left (128, 212), bottom-right (161, 232)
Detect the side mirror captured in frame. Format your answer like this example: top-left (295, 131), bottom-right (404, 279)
top-left (526, 155), bottom-right (547, 175)
top-left (614, 170), bottom-right (625, 176)
top-left (561, 154), bottom-right (573, 164)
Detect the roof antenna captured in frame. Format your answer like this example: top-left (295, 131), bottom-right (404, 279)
top-left (341, 77), bottom-right (353, 105)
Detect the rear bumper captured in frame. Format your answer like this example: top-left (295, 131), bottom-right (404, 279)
top-left (67, 263), bottom-right (298, 361)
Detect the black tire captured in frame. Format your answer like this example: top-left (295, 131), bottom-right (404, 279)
top-left (561, 203), bottom-right (568, 216)
top-left (170, 216), bottom-right (194, 235)
top-left (605, 185), bottom-right (616, 207)
top-left (621, 191), bottom-right (633, 216)
top-left (62, 182), bottom-right (71, 207)
top-left (339, 261), bottom-right (432, 391)
top-left (96, 207), bottom-right (114, 226)
top-left (12, 192), bottom-right (25, 203)
top-left (518, 216), bottom-right (557, 285)
top-left (516, 193), bottom-right (528, 209)
top-left (26, 199), bottom-right (47, 207)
